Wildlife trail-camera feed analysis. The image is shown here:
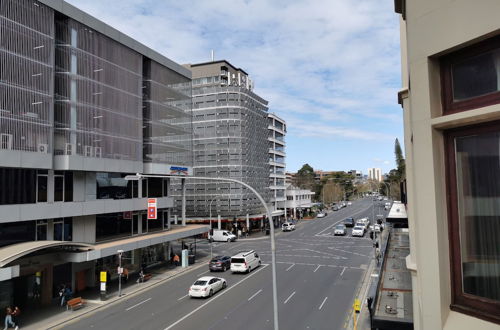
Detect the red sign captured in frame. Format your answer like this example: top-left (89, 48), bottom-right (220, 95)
top-left (147, 198), bottom-right (157, 220)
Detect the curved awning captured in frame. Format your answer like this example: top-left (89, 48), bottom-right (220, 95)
top-left (0, 241), bottom-right (93, 267)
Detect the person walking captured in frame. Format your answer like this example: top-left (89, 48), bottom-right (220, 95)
top-left (375, 247), bottom-right (382, 265)
top-left (173, 254), bottom-right (180, 267)
top-left (10, 307), bottom-right (20, 330)
top-left (3, 307), bottom-right (16, 330)
top-left (59, 284), bottom-right (66, 307)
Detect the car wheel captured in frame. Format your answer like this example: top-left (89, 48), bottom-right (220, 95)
top-left (222, 266), bottom-right (226, 272)
top-left (227, 238), bottom-right (231, 242)
top-left (247, 266), bottom-right (251, 273)
top-left (209, 238), bottom-right (213, 243)
top-left (222, 281), bottom-right (227, 289)
top-left (258, 260), bottom-right (261, 266)
top-left (209, 289), bottom-right (213, 297)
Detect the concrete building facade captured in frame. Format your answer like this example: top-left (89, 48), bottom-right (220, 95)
top-left (0, 0), bottom-right (205, 310)
top-left (177, 60), bottom-right (270, 229)
top-left (368, 167), bottom-right (382, 182)
top-left (268, 113), bottom-right (286, 218)
top-left (395, 0), bottom-right (500, 329)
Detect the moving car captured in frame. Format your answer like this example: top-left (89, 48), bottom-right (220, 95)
top-left (189, 276), bottom-right (227, 298)
top-left (347, 201), bottom-right (352, 206)
top-left (374, 224), bottom-right (381, 233)
top-left (334, 224), bottom-right (347, 236)
top-left (384, 202), bottom-right (391, 210)
top-left (352, 226), bottom-right (365, 237)
top-left (208, 229), bottom-right (237, 242)
top-left (317, 212), bottom-right (326, 218)
top-left (209, 255), bottom-right (231, 272)
top-left (343, 218), bottom-right (355, 227)
top-left (282, 222), bottom-right (296, 231)
top-left (230, 250), bottom-right (261, 273)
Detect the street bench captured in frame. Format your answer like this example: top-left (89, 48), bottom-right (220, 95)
top-left (67, 297), bottom-right (85, 311)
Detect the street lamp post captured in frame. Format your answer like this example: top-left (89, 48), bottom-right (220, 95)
top-left (208, 196), bottom-right (218, 259)
top-left (117, 249), bottom-right (123, 297)
top-left (125, 173), bottom-right (280, 330)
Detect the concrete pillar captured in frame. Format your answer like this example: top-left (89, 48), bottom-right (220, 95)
top-left (246, 214), bottom-right (250, 230)
top-left (217, 215), bottom-right (221, 230)
top-left (181, 178), bottom-right (186, 226)
top-left (174, 215), bottom-right (178, 225)
top-left (167, 209), bottom-right (171, 230)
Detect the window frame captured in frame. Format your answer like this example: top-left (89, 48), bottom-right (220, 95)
top-left (440, 34), bottom-right (500, 114)
top-left (444, 120), bottom-right (500, 324)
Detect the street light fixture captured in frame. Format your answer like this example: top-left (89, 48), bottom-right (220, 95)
top-left (125, 173), bottom-right (280, 330)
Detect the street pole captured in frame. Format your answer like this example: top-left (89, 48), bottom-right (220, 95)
top-left (125, 173), bottom-right (280, 330)
top-left (208, 197), bottom-right (217, 259)
top-left (117, 249), bottom-right (123, 297)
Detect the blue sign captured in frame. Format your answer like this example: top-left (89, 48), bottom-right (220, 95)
top-left (170, 166), bottom-right (189, 175)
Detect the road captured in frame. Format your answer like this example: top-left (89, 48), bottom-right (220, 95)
top-left (64, 198), bottom-right (384, 330)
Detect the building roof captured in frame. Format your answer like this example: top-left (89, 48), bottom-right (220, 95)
top-left (187, 60), bottom-right (248, 75)
top-left (39, 0), bottom-right (191, 78)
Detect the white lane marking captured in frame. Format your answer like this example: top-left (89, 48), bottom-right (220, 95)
top-left (163, 264), bottom-right (269, 330)
top-left (341, 267), bottom-right (346, 276)
top-left (286, 264), bottom-right (295, 272)
top-left (248, 289), bottom-right (263, 301)
top-left (313, 265), bottom-right (321, 272)
top-left (319, 297), bottom-right (328, 310)
top-left (177, 294), bottom-right (188, 301)
top-left (197, 270), bottom-right (209, 276)
top-left (284, 291), bottom-right (296, 304)
top-left (125, 298), bottom-right (151, 311)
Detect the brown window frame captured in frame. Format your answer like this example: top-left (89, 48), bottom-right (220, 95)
top-left (441, 34), bottom-right (500, 114)
top-left (445, 120), bottom-right (500, 325)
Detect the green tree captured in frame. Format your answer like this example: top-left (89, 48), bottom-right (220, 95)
top-left (394, 138), bottom-right (405, 180)
top-left (295, 163), bottom-right (315, 190)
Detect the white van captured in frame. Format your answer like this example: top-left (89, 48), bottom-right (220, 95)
top-left (230, 250), bottom-right (261, 273)
top-left (208, 230), bottom-right (237, 242)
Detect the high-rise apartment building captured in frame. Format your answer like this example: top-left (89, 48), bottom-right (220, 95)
top-left (268, 113), bottom-right (286, 217)
top-left (0, 0), bottom-right (205, 309)
top-left (178, 60), bottom-right (270, 228)
top-left (395, 0), bottom-right (500, 328)
top-left (367, 167), bottom-right (382, 182)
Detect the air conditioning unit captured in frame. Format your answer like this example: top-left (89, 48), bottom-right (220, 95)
top-left (65, 143), bottom-right (75, 155)
top-left (84, 145), bottom-right (93, 157)
top-left (38, 143), bottom-right (48, 153)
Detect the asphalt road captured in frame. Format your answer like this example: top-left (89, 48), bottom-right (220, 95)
top-left (63, 198), bottom-right (384, 330)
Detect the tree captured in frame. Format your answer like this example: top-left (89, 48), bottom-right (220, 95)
top-left (295, 164), bottom-right (315, 190)
top-left (394, 138), bottom-right (405, 180)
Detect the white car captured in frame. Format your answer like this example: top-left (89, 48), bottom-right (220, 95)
top-left (347, 202), bottom-right (352, 206)
top-left (316, 213), bottom-right (326, 218)
top-left (352, 226), bottom-right (365, 237)
top-left (334, 224), bottom-right (347, 236)
top-left (231, 251), bottom-right (261, 273)
top-left (282, 222), bottom-right (295, 231)
top-left (189, 276), bottom-right (227, 298)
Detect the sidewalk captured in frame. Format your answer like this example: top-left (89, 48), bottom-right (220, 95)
top-left (21, 257), bottom-right (211, 330)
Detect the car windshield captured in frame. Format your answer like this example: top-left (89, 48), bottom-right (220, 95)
top-left (231, 258), bottom-right (245, 264)
top-left (335, 225), bottom-right (344, 229)
top-left (193, 280), bottom-right (207, 286)
top-left (210, 257), bottom-right (222, 262)
top-left (354, 226), bottom-right (363, 230)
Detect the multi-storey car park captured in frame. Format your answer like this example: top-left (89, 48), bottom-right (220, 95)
top-left (172, 60), bottom-right (271, 231)
top-left (0, 0), bottom-right (207, 309)
top-left (268, 113), bottom-right (286, 222)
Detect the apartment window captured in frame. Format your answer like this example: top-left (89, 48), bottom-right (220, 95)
top-left (53, 218), bottom-right (72, 241)
top-left (445, 121), bottom-right (500, 324)
top-left (441, 35), bottom-right (500, 114)
top-left (37, 170), bottom-right (48, 202)
top-left (54, 171), bottom-right (64, 202)
top-left (36, 220), bottom-right (48, 241)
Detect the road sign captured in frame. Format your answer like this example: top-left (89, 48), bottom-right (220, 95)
top-left (354, 298), bottom-right (361, 313)
top-left (100, 271), bottom-right (107, 282)
top-left (147, 198), bottom-right (157, 219)
top-left (117, 267), bottom-right (123, 274)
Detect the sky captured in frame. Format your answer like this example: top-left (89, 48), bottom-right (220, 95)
top-left (67, 0), bottom-right (403, 174)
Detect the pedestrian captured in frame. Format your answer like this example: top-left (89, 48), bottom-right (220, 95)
top-left (10, 307), bottom-right (20, 330)
top-left (3, 307), bottom-right (16, 330)
top-left (173, 254), bottom-right (180, 266)
top-left (237, 228), bottom-right (242, 238)
top-left (64, 285), bottom-right (72, 306)
top-left (59, 284), bottom-right (66, 307)
top-left (375, 247), bottom-right (381, 265)
top-left (123, 268), bottom-right (129, 283)
top-left (137, 269), bottom-right (145, 283)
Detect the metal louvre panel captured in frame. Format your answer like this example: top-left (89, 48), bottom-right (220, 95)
top-left (53, 18), bottom-right (143, 161)
top-left (0, 0), bottom-right (54, 153)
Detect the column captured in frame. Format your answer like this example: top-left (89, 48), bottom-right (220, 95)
top-left (217, 215), bottom-right (221, 230)
top-left (246, 214), bottom-right (250, 231)
top-left (181, 178), bottom-right (186, 226)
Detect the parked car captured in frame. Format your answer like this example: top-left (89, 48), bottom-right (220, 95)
top-left (317, 212), bottom-right (326, 218)
top-left (208, 229), bottom-right (237, 242)
top-left (347, 202), bottom-right (352, 206)
top-left (282, 222), bottom-right (296, 231)
top-left (209, 255), bottom-right (231, 272)
top-left (230, 250), bottom-right (261, 273)
top-left (189, 276), bottom-right (227, 298)
top-left (334, 224), bottom-right (347, 236)
top-left (332, 206), bottom-right (339, 211)
top-left (352, 226), bottom-right (365, 237)
top-left (343, 218), bottom-right (355, 227)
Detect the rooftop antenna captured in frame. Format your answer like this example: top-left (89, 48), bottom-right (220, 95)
top-left (211, 49), bottom-right (214, 62)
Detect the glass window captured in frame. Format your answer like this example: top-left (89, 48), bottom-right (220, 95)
top-left (148, 178), bottom-right (163, 197)
top-left (446, 122), bottom-right (500, 322)
top-left (53, 219), bottom-right (63, 241)
top-left (54, 172), bottom-right (64, 202)
top-left (64, 172), bottom-right (73, 201)
top-left (37, 173), bottom-right (47, 202)
top-left (441, 35), bottom-right (500, 113)
top-left (64, 218), bottom-right (73, 241)
top-left (36, 220), bottom-right (47, 241)
top-left (0, 221), bottom-right (36, 247)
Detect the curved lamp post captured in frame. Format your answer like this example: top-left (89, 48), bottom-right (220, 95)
top-left (125, 173), bottom-right (280, 330)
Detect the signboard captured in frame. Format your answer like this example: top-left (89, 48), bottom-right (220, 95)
top-left (100, 271), bottom-right (107, 282)
top-left (169, 166), bottom-right (189, 176)
top-left (117, 267), bottom-right (123, 275)
top-left (147, 198), bottom-right (157, 220)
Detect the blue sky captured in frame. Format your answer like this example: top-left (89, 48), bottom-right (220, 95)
top-left (67, 0), bottom-right (403, 174)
